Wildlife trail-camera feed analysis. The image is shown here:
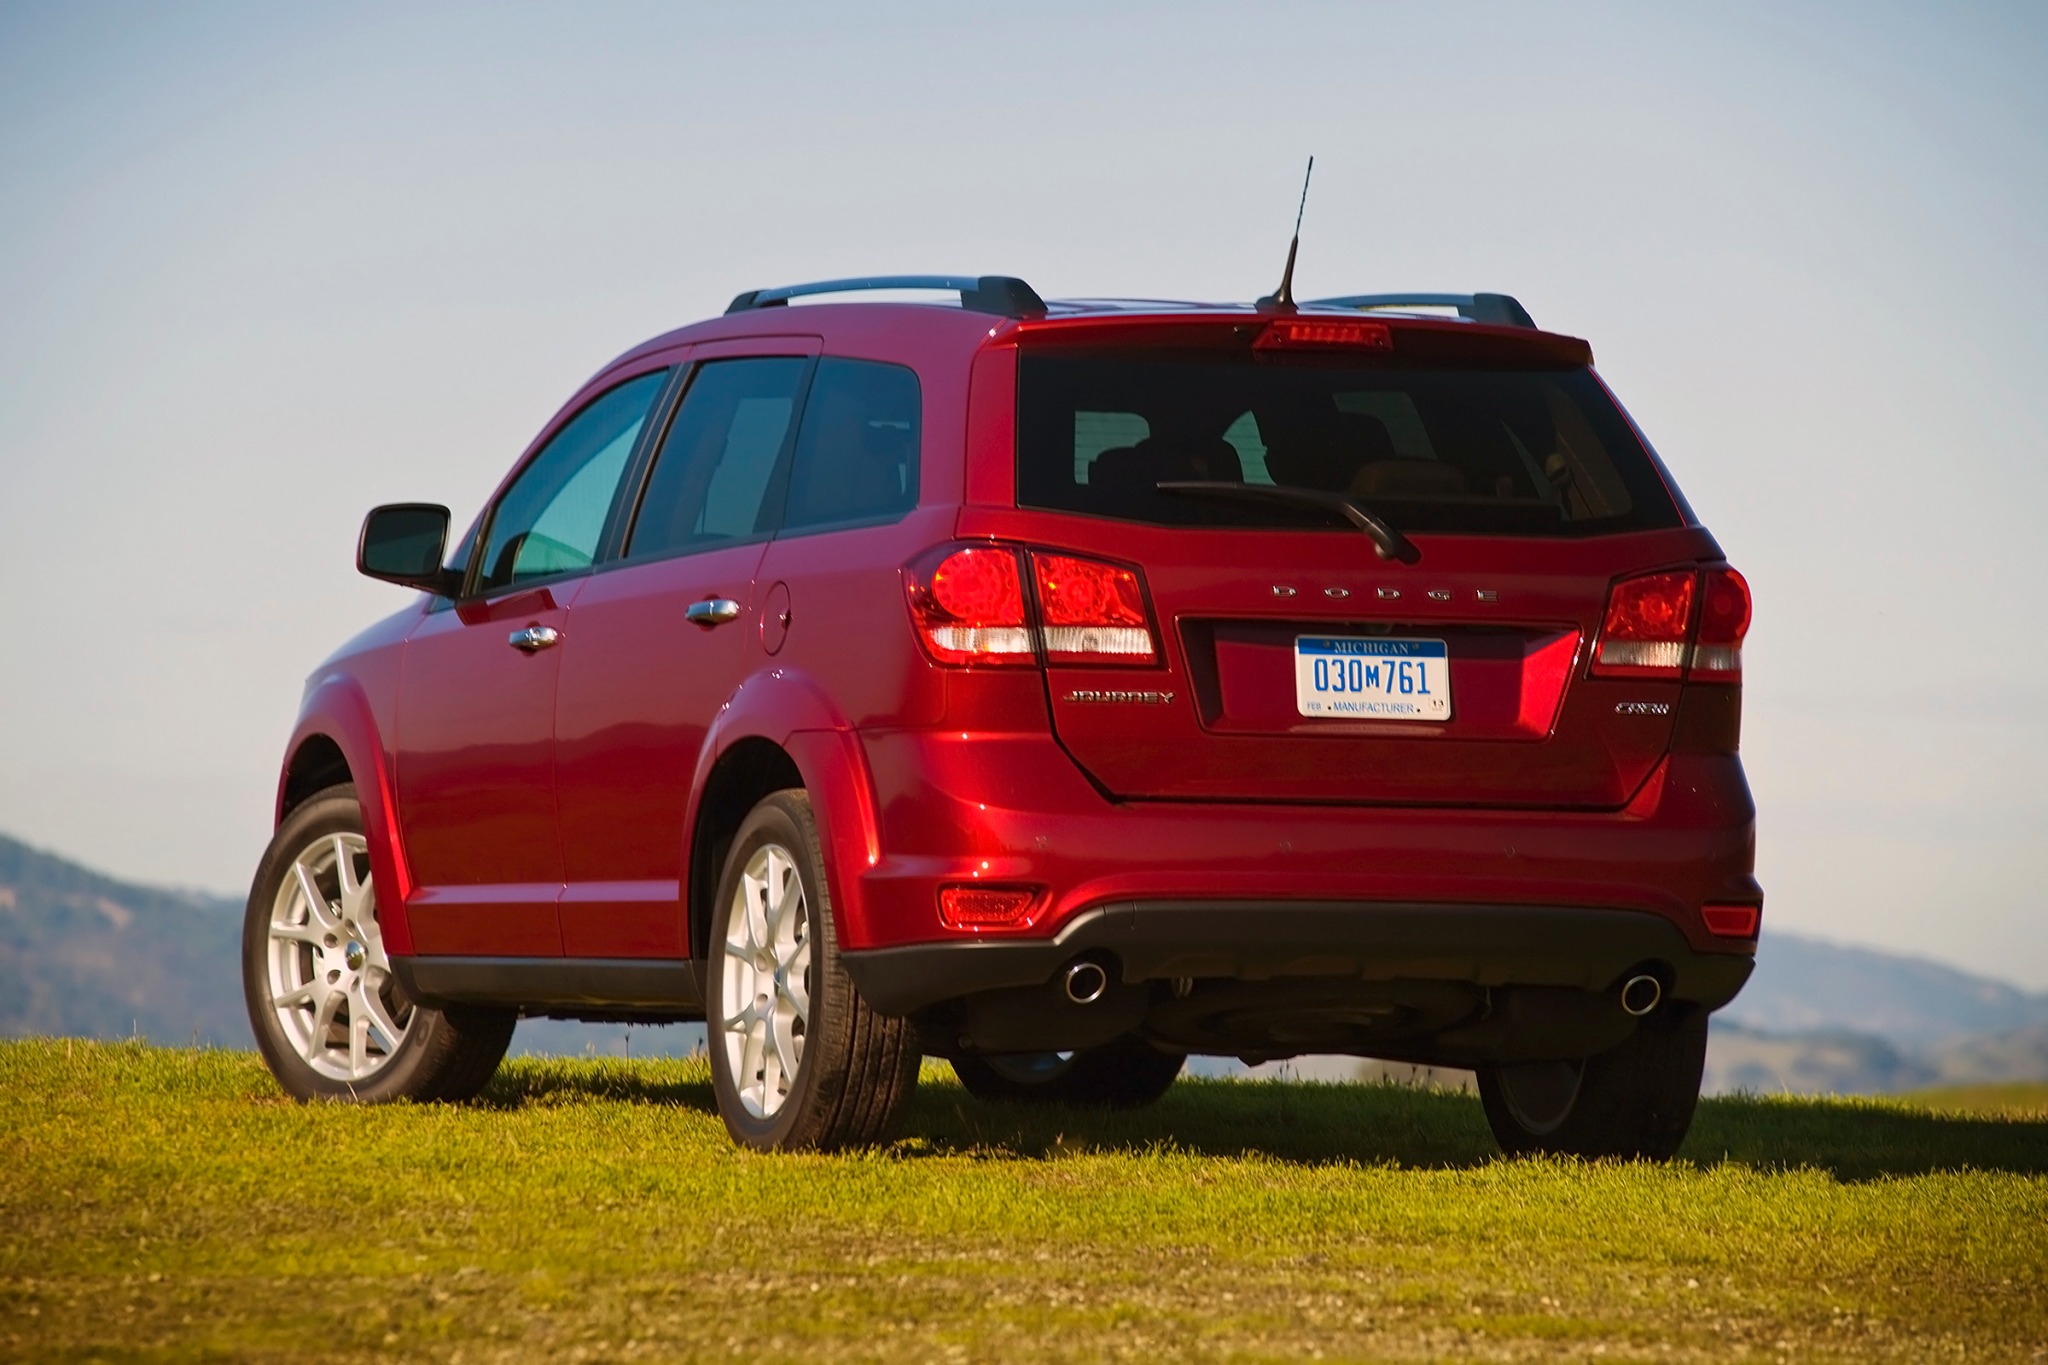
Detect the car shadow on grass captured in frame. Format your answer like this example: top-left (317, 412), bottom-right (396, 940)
top-left (478, 1059), bottom-right (2048, 1178)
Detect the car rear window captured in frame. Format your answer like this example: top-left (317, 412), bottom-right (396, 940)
top-left (1016, 353), bottom-right (1681, 536)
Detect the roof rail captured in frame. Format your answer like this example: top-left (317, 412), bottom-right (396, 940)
top-left (725, 275), bottom-right (1046, 318)
top-left (1308, 292), bottom-right (1537, 329)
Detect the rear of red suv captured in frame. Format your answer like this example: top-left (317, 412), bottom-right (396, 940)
top-left (830, 296), bottom-right (1758, 1156)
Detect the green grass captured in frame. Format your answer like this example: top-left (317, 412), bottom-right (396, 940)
top-left (1897, 1080), bottom-right (2048, 1117)
top-left (2, 1041), bottom-right (2044, 1362)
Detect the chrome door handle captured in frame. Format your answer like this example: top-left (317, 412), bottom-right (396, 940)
top-left (685, 598), bottom-right (743, 628)
top-left (507, 624), bottom-right (561, 653)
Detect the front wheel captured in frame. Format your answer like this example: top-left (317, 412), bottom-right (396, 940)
top-left (1477, 1007), bottom-right (1708, 1160)
top-left (954, 1040), bottom-right (1184, 1108)
top-left (707, 789), bottom-right (920, 1151)
top-left (242, 784), bottom-right (514, 1103)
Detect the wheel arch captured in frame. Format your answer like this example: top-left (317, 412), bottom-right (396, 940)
top-left (685, 666), bottom-right (882, 959)
top-left (278, 674), bottom-right (418, 956)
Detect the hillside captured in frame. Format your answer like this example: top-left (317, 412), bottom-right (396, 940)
top-left (4, 831), bottom-right (2046, 1095)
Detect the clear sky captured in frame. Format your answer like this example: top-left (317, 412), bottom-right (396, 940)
top-left (2, 2), bottom-right (2044, 985)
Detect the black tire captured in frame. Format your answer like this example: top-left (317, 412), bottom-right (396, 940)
top-left (1477, 1006), bottom-right (1708, 1160)
top-left (706, 789), bottom-right (920, 1151)
top-left (954, 1040), bottom-right (1184, 1109)
top-left (242, 784), bottom-right (515, 1103)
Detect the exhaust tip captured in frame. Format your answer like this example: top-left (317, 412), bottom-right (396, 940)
top-left (1063, 961), bottom-right (1109, 1005)
top-left (1620, 974), bottom-right (1663, 1017)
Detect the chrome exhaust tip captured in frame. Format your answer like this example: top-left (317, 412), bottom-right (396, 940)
top-left (1063, 961), bottom-right (1109, 1005)
top-left (1619, 974), bottom-right (1663, 1017)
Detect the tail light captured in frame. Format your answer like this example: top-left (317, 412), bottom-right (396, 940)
top-left (905, 543), bottom-right (1160, 669)
top-left (903, 545), bottom-right (1033, 666)
top-left (1032, 553), bottom-right (1157, 665)
top-left (1591, 571), bottom-right (1695, 679)
top-left (1592, 565), bottom-right (1751, 683)
top-left (1690, 567), bottom-right (1751, 683)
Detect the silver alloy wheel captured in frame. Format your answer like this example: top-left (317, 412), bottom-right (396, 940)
top-left (718, 842), bottom-right (813, 1119)
top-left (264, 832), bottom-right (413, 1082)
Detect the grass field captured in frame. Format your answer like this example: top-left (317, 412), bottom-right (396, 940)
top-left (2, 1041), bottom-right (2043, 1363)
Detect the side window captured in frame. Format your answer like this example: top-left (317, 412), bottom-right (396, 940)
top-left (782, 358), bottom-right (922, 531)
top-left (474, 370), bottom-right (668, 594)
top-left (627, 358), bottom-right (807, 560)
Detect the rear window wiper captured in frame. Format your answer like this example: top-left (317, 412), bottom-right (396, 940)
top-left (1156, 481), bottom-right (1420, 563)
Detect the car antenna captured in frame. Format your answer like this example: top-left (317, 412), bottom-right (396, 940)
top-left (1256, 156), bottom-right (1314, 313)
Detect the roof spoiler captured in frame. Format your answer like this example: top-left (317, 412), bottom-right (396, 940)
top-left (726, 275), bottom-right (1046, 318)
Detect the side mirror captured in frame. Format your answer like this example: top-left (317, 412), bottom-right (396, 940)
top-left (358, 504), bottom-right (458, 595)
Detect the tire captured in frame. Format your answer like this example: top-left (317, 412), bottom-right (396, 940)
top-left (243, 784), bottom-right (515, 1103)
top-left (954, 1040), bottom-right (1184, 1109)
top-left (1477, 1006), bottom-right (1708, 1160)
top-left (707, 789), bottom-right (919, 1151)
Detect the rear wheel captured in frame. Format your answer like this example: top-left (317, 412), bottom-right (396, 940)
top-left (1477, 1007), bottom-right (1707, 1159)
top-left (242, 784), bottom-right (514, 1103)
top-left (707, 790), bottom-right (920, 1151)
top-left (954, 1040), bottom-right (1184, 1108)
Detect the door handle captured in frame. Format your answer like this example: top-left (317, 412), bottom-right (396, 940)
top-left (685, 598), bottom-right (743, 628)
top-left (507, 624), bottom-right (562, 653)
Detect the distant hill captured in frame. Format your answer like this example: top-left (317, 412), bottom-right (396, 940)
top-left (0, 833), bottom-right (247, 1046)
top-left (4, 831), bottom-right (2045, 1093)
top-left (1719, 931), bottom-right (2048, 1049)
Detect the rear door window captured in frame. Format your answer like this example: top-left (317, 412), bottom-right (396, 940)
top-left (1017, 354), bottom-right (1679, 537)
top-left (625, 358), bottom-right (808, 559)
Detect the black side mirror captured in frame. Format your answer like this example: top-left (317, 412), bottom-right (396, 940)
top-left (358, 504), bottom-right (458, 595)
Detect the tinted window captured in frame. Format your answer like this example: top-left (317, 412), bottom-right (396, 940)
top-left (627, 358), bottom-right (806, 559)
top-left (474, 370), bottom-right (667, 593)
top-left (783, 358), bottom-right (921, 531)
top-left (1016, 354), bottom-right (1679, 537)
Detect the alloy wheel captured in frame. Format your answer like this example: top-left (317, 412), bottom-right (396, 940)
top-left (718, 842), bottom-right (813, 1119)
top-left (263, 833), bottom-right (412, 1082)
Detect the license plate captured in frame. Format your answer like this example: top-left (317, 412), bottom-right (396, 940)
top-left (1294, 636), bottom-right (1451, 720)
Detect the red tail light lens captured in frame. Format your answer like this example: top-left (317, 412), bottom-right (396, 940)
top-left (904, 546), bottom-right (1033, 666)
top-left (1592, 571), bottom-right (1695, 679)
top-left (1030, 553), bottom-right (1157, 665)
top-left (1255, 318), bottom-right (1394, 351)
top-left (1701, 902), bottom-right (1761, 938)
top-left (1690, 567), bottom-right (1751, 683)
top-left (938, 885), bottom-right (1040, 930)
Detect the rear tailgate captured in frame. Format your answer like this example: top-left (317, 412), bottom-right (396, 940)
top-left (1003, 517), bottom-right (1716, 808)
top-left (965, 313), bottom-right (1720, 811)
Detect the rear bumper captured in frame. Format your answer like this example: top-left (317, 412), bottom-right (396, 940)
top-left (842, 900), bottom-right (1753, 1017)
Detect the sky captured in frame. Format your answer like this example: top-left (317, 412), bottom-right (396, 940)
top-left (2, 1), bottom-right (2044, 987)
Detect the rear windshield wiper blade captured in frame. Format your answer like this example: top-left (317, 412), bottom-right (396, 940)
top-left (1156, 481), bottom-right (1420, 563)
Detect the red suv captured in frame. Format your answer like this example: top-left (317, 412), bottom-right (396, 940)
top-left (242, 276), bottom-right (1759, 1158)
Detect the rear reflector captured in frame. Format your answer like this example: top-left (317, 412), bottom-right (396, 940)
top-left (904, 545), bottom-right (1034, 666)
top-left (1701, 902), bottom-right (1761, 938)
top-left (1690, 566), bottom-right (1751, 683)
top-left (938, 885), bottom-right (1039, 930)
top-left (1031, 553), bottom-right (1157, 664)
top-left (1255, 318), bottom-right (1394, 351)
top-left (1592, 570), bottom-right (1696, 679)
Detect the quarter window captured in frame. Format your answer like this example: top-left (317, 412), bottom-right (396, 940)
top-left (782, 358), bottom-right (921, 531)
top-left (473, 370), bottom-right (668, 594)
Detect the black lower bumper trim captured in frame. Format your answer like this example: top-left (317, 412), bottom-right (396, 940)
top-left (841, 902), bottom-right (1753, 1017)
